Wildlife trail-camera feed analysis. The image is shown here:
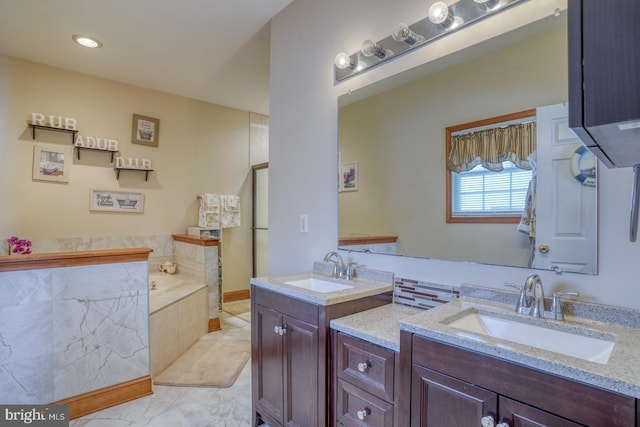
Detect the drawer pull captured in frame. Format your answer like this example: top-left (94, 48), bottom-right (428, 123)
top-left (357, 361), bottom-right (371, 372)
top-left (480, 415), bottom-right (509, 427)
top-left (356, 407), bottom-right (371, 420)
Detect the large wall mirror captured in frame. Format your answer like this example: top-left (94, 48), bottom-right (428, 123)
top-left (338, 10), bottom-right (598, 274)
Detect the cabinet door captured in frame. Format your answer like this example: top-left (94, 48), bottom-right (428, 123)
top-left (283, 314), bottom-right (319, 427)
top-left (254, 304), bottom-right (284, 425)
top-left (411, 365), bottom-right (497, 427)
top-left (499, 397), bottom-right (585, 427)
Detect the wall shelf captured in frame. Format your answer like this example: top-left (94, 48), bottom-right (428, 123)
top-left (75, 146), bottom-right (118, 162)
top-left (115, 167), bottom-right (154, 181)
top-left (29, 123), bottom-right (78, 143)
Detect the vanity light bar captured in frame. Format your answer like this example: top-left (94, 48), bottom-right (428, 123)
top-left (334, 0), bottom-right (528, 83)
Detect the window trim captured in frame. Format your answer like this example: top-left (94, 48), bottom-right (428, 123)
top-left (445, 109), bottom-right (536, 224)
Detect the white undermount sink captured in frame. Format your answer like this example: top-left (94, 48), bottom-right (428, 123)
top-left (284, 278), bottom-right (353, 293)
top-left (444, 309), bottom-right (616, 364)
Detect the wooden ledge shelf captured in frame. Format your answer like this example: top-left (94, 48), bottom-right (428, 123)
top-left (172, 234), bottom-right (219, 246)
top-left (0, 248), bottom-right (153, 272)
top-left (338, 235), bottom-right (398, 246)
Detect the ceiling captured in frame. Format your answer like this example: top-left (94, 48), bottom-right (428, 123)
top-left (0, 0), bottom-right (294, 115)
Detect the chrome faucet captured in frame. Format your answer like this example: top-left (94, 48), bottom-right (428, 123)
top-left (323, 251), bottom-right (345, 278)
top-left (529, 274), bottom-right (545, 318)
top-left (506, 274), bottom-right (578, 320)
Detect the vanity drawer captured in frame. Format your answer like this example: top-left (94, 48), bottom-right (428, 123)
top-left (336, 333), bottom-right (395, 402)
top-left (336, 378), bottom-right (393, 427)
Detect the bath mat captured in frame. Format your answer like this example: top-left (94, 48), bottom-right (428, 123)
top-left (153, 337), bottom-right (250, 388)
top-left (223, 300), bottom-right (251, 322)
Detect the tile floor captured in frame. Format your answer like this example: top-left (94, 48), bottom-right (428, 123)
top-left (70, 302), bottom-right (252, 427)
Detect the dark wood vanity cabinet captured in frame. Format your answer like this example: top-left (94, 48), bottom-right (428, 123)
top-left (251, 285), bottom-right (391, 427)
top-left (401, 332), bottom-right (636, 427)
top-left (253, 302), bottom-right (319, 427)
top-left (333, 332), bottom-right (398, 427)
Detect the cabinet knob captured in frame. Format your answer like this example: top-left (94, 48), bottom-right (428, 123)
top-left (481, 415), bottom-right (495, 427)
top-left (273, 325), bottom-right (287, 335)
top-left (357, 361), bottom-right (371, 372)
top-left (356, 407), bottom-right (371, 420)
top-left (481, 415), bottom-right (509, 427)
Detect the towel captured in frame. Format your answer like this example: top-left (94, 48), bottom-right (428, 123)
top-left (198, 193), bottom-right (221, 228)
top-left (220, 195), bottom-right (241, 228)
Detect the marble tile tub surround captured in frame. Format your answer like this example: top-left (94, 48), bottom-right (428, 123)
top-left (173, 239), bottom-right (219, 320)
top-left (0, 261), bottom-right (149, 404)
top-left (5, 234), bottom-right (220, 319)
top-left (399, 295), bottom-right (640, 399)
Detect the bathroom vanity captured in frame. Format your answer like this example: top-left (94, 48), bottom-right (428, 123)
top-left (333, 293), bottom-right (640, 427)
top-left (250, 270), bottom-right (393, 427)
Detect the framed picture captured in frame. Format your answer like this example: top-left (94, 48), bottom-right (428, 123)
top-left (32, 143), bottom-right (72, 182)
top-left (131, 114), bottom-right (160, 147)
top-left (90, 189), bottom-right (144, 213)
top-left (340, 161), bottom-right (359, 192)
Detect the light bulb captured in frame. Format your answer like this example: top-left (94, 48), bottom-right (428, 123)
top-left (360, 39), bottom-right (387, 59)
top-left (72, 34), bottom-right (102, 48)
top-left (428, 2), bottom-right (463, 29)
top-left (428, 2), bottom-right (450, 25)
top-left (334, 53), bottom-right (353, 70)
top-left (474, 0), bottom-right (503, 10)
top-left (392, 23), bottom-right (425, 45)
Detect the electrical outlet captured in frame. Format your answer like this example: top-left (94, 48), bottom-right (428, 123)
top-left (300, 214), bottom-right (308, 233)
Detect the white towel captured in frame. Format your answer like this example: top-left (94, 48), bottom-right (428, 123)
top-left (220, 195), bottom-right (241, 228)
top-left (198, 193), bottom-right (221, 228)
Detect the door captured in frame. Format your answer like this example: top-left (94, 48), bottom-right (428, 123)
top-left (252, 163), bottom-right (269, 277)
top-left (254, 304), bottom-right (284, 425)
top-left (283, 315), bottom-right (319, 427)
top-left (534, 103), bottom-right (597, 273)
top-left (411, 365), bottom-right (497, 427)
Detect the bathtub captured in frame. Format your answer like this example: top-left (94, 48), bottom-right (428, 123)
top-left (148, 272), bottom-right (208, 376)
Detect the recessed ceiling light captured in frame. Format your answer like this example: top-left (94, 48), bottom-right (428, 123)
top-left (72, 34), bottom-right (103, 49)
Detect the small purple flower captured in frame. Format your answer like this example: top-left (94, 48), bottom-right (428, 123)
top-left (6, 236), bottom-right (32, 256)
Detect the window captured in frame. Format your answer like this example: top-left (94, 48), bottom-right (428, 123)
top-left (445, 109), bottom-right (536, 224)
top-left (451, 161), bottom-right (532, 219)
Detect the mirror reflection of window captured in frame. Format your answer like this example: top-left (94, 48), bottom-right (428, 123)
top-left (446, 111), bottom-right (536, 223)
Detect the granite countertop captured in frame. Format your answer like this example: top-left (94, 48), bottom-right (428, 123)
top-left (250, 269), bottom-right (393, 306)
top-left (399, 297), bottom-right (640, 398)
top-left (330, 304), bottom-right (424, 351)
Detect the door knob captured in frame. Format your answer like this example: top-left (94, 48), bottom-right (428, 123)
top-left (538, 244), bottom-right (550, 253)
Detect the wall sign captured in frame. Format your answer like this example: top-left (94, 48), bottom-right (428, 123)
top-left (115, 156), bottom-right (152, 170)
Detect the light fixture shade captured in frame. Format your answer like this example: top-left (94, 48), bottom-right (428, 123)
top-left (428, 2), bottom-right (450, 24)
top-left (361, 39), bottom-right (387, 59)
top-left (334, 53), bottom-right (353, 70)
top-left (392, 23), bottom-right (425, 45)
top-left (72, 34), bottom-right (103, 48)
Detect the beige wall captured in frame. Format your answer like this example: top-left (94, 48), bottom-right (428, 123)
top-left (0, 54), bottom-right (253, 294)
top-left (339, 27), bottom-right (567, 266)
